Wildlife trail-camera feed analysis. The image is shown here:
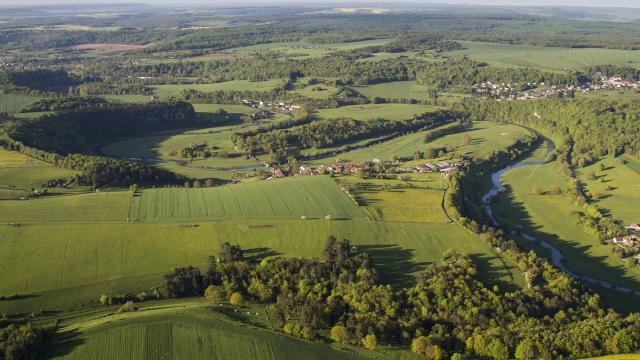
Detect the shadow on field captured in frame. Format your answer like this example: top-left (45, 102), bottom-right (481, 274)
top-left (357, 244), bottom-right (429, 289)
top-left (245, 247), bottom-right (282, 262)
top-left (39, 328), bottom-right (85, 358)
top-left (469, 253), bottom-right (520, 293)
top-left (493, 184), bottom-right (640, 302)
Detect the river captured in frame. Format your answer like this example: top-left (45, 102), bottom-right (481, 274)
top-left (481, 141), bottom-right (640, 296)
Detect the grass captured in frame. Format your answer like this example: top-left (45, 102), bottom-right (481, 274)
top-left (101, 94), bottom-right (153, 104)
top-left (42, 303), bottom-right (371, 360)
top-left (291, 80), bottom-right (341, 99)
top-left (349, 81), bottom-right (434, 100)
top-left (0, 148), bottom-right (82, 200)
top-left (315, 104), bottom-right (438, 121)
top-left (454, 41), bottom-right (640, 70)
top-left (0, 191), bottom-right (131, 222)
top-left (100, 104), bottom-right (285, 173)
top-left (337, 176), bottom-right (450, 223)
top-left (491, 152), bottom-right (640, 291)
top-left (0, 93), bottom-right (42, 113)
top-left (149, 80), bottom-right (285, 98)
top-left (0, 172), bottom-right (523, 314)
top-left (578, 156), bottom-right (640, 225)
top-left (129, 176), bottom-right (366, 221)
top-left (424, 121), bottom-right (531, 160)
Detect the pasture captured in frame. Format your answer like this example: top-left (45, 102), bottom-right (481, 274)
top-left (454, 41), bottom-right (640, 70)
top-left (148, 80), bottom-right (285, 98)
top-left (424, 121), bottom-right (531, 159)
top-left (43, 304), bottom-right (370, 360)
top-left (349, 81), bottom-right (433, 100)
top-left (315, 103), bottom-right (437, 121)
top-left (0, 219), bottom-right (522, 314)
top-left (0, 148), bottom-right (81, 200)
top-left (0, 93), bottom-right (41, 113)
top-left (492, 155), bottom-right (640, 290)
top-left (129, 176), bottom-right (366, 221)
top-left (578, 156), bottom-right (640, 225)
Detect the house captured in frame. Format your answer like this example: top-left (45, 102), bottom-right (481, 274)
top-left (299, 165), bottom-right (312, 175)
top-left (612, 235), bottom-right (639, 247)
top-left (415, 165), bottom-right (430, 173)
top-left (425, 163), bottom-right (438, 171)
top-left (626, 224), bottom-right (640, 234)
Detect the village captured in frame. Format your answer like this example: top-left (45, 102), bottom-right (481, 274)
top-left (611, 223), bottom-right (640, 264)
top-left (472, 76), bottom-right (640, 101)
top-left (242, 99), bottom-right (302, 112)
top-left (263, 159), bottom-right (462, 179)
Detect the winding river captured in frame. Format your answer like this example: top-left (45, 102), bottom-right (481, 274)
top-left (482, 141), bottom-right (640, 296)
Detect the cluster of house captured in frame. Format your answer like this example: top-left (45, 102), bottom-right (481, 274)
top-left (472, 76), bottom-right (640, 101)
top-left (611, 224), bottom-right (640, 249)
top-left (415, 161), bottom-right (460, 175)
top-left (597, 76), bottom-right (640, 91)
top-left (242, 99), bottom-right (301, 111)
top-left (263, 159), bottom-right (461, 180)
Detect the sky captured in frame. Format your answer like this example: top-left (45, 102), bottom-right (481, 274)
top-left (2, 0), bottom-right (640, 7)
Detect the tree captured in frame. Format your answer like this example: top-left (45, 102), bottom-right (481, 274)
top-left (219, 242), bottom-right (243, 263)
top-left (330, 325), bottom-right (350, 344)
top-left (229, 292), bottom-right (244, 306)
top-left (515, 339), bottom-right (538, 360)
top-left (548, 185), bottom-right (562, 195)
top-left (192, 180), bottom-right (201, 188)
top-left (204, 285), bottom-right (225, 301)
top-left (204, 179), bottom-right (215, 187)
top-left (362, 334), bottom-right (377, 350)
top-left (463, 134), bottom-right (472, 145)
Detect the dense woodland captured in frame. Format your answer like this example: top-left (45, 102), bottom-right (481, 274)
top-left (149, 238), bottom-right (640, 359)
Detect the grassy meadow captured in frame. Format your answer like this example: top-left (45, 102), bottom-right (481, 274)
top-left (148, 80), bottom-right (285, 98)
top-left (578, 156), bottom-right (640, 225)
top-left (0, 93), bottom-right (41, 113)
top-left (315, 103), bottom-right (438, 121)
top-left (0, 148), bottom-right (82, 200)
top-left (0, 171), bottom-right (523, 313)
top-left (42, 303), bottom-right (375, 360)
top-left (425, 122), bottom-right (531, 159)
top-left (492, 151), bottom-right (640, 290)
top-left (454, 41), bottom-right (640, 70)
top-left (349, 81), bottom-right (433, 100)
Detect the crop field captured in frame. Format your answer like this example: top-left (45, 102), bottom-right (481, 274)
top-left (148, 80), bottom-right (285, 98)
top-left (315, 103), bottom-right (437, 121)
top-left (129, 176), bottom-right (366, 221)
top-left (0, 93), bottom-right (42, 113)
top-left (425, 122), bottom-right (531, 159)
top-left (492, 156), bottom-right (640, 290)
top-left (42, 304), bottom-right (372, 360)
top-left (454, 41), bottom-right (640, 70)
top-left (0, 148), bottom-right (81, 200)
top-left (578, 156), bottom-right (640, 225)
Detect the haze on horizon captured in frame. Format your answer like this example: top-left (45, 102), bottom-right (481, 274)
top-left (2, 0), bottom-right (640, 8)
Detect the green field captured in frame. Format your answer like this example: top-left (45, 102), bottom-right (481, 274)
top-left (492, 149), bottom-right (640, 290)
top-left (578, 156), bottom-right (640, 225)
top-left (454, 41), bottom-right (640, 70)
top-left (0, 93), bottom-right (42, 113)
top-left (0, 148), bottom-right (83, 200)
top-left (100, 104), bottom-right (288, 174)
top-left (291, 78), bottom-right (341, 99)
top-left (0, 171), bottom-right (523, 314)
top-left (424, 121), bottom-right (531, 159)
top-left (129, 176), bottom-right (366, 221)
top-left (315, 103), bottom-right (437, 121)
top-left (42, 303), bottom-right (374, 360)
top-left (349, 81), bottom-right (433, 100)
top-left (149, 80), bottom-right (285, 98)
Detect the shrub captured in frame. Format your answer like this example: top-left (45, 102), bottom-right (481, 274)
top-left (532, 185), bottom-right (545, 195)
top-left (362, 334), bottom-right (377, 350)
top-left (229, 292), bottom-right (244, 306)
top-left (330, 325), bottom-right (350, 343)
top-left (117, 301), bottom-right (137, 313)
